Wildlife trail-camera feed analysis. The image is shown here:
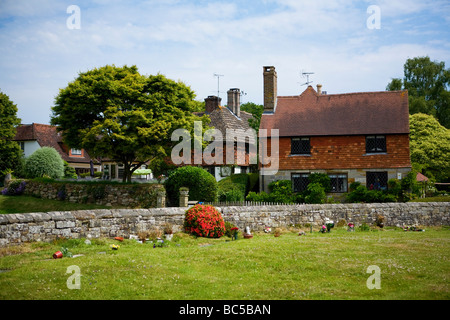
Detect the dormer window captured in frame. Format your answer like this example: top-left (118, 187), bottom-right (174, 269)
top-left (366, 135), bottom-right (386, 153)
top-left (70, 148), bottom-right (82, 156)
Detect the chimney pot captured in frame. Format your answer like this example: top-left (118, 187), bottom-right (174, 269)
top-left (317, 84), bottom-right (322, 95)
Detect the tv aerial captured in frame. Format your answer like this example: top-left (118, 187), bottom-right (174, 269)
top-left (213, 73), bottom-right (224, 98)
top-left (300, 70), bottom-right (314, 86)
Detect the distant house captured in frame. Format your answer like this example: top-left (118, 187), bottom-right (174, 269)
top-left (193, 88), bottom-right (257, 181)
top-left (13, 123), bottom-right (100, 175)
top-left (259, 66), bottom-right (411, 193)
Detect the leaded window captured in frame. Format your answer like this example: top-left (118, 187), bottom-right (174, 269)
top-left (292, 173), bottom-right (309, 192)
top-left (329, 174), bottom-right (348, 193)
top-left (366, 171), bottom-right (388, 190)
top-left (291, 137), bottom-right (311, 155)
top-left (366, 135), bottom-right (386, 153)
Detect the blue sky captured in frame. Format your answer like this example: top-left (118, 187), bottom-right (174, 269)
top-left (0, 0), bottom-right (449, 125)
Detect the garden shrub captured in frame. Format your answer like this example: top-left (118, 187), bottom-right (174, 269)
top-left (304, 182), bottom-right (326, 204)
top-left (165, 166), bottom-right (218, 205)
top-left (308, 173), bottom-right (331, 193)
top-left (184, 204), bottom-right (226, 238)
top-left (63, 161), bottom-right (77, 179)
top-left (267, 180), bottom-right (296, 203)
top-left (246, 191), bottom-right (271, 202)
top-left (218, 175), bottom-right (246, 202)
top-left (24, 147), bottom-right (64, 179)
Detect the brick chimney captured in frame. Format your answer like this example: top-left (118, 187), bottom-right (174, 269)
top-left (205, 95), bottom-right (221, 114)
top-left (263, 66), bottom-right (277, 113)
top-left (227, 88), bottom-right (241, 118)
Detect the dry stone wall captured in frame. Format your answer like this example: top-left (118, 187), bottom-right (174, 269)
top-left (13, 179), bottom-right (163, 208)
top-left (0, 202), bottom-right (448, 247)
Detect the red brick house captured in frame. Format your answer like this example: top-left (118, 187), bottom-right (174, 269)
top-left (259, 66), bottom-right (411, 194)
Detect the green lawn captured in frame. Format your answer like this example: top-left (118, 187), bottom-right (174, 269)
top-left (0, 227), bottom-right (449, 300)
top-left (0, 195), bottom-right (119, 214)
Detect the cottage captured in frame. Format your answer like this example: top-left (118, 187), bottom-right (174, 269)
top-left (259, 66), bottom-right (411, 194)
top-left (13, 123), bottom-right (100, 175)
top-left (193, 88), bottom-right (257, 181)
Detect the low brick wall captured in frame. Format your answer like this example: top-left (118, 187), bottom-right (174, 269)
top-left (0, 202), bottom-right (448, 247)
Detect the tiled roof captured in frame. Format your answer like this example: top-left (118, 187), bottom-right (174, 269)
top-left (260, 86), bottom-right (410, 137)
top-left (13, 123), bottom-right (93, 164)
top-left (196, 106), bottom-right (256, 144)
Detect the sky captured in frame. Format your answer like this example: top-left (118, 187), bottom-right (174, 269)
top-left (0, 0), bottom-right (449, 125)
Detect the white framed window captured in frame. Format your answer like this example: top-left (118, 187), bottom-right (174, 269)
top-left (70, 148), bottom-right (82, 155)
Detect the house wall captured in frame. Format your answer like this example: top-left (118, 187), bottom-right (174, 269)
top-left (277, 134), bottom-right (411, 170)
top-left (21, 141), bottom-right (41, 157)
top-left (260, 134), bottom-right (411, 192)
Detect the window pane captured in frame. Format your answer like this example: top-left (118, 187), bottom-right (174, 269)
top-left (292, 173), bottom-right (309, 192)
top-left (367, 172), bottom-right (388, 190)
top-left (291, 137), bottom-right (311, 154)
top-left (329, 174), bottom-right (347, 192)
top-left (366, 136), bottom-right (386, 153)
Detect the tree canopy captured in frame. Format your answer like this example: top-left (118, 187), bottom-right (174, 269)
top-left (409, 113), bottom-right (450, 182)
top-left (51, 65), bottom-right (208, 182)
top-left (387, 56), bottom-right (450, 128)
top-left (240, 102), bottom-right (263, 132)
top-left (0, 90), bottom-right (22, 181)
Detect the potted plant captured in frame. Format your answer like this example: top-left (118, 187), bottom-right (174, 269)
top-left (164, 223), bottom-right (174, 241)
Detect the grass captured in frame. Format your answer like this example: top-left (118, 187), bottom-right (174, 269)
top-left (0, 195), bottom-right (118, 214)
top-left (411, 195), bottom-right (450, 202)
top-left (0, 226), bottom-right (449, 300)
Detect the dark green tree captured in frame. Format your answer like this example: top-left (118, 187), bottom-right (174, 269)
top-left (51, 65), bottom-right (208, 182)
top-left (0, 91), bottom-right (23, 183)
top-left (387, 56), bottom-right (450, 128)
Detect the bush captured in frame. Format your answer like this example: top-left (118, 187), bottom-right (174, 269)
top-left (217, 174), bottom-right (247, 202)
top-left (304, 182), bottom-right (326, 204)
top-left (63, 161), bottom-right (77, 179)
top-left (308, 173), bottom-right (331, 193)
top-left (24, 147), bottom-right (64, 179)
top-left (184, 204), bottom-right (226, 238)
top-left (268, 180), bottom-right (296, 203)
top-left (165, 166), bottom-right (218, 205)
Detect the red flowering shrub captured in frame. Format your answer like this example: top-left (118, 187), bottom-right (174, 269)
top-left (184, 204), bottom-right (226, 238)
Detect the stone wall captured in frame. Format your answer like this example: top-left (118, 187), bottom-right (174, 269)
top-left (8, 179), bottom-right (164, 208)
top-left (0, 202), bottom-right (448, 247)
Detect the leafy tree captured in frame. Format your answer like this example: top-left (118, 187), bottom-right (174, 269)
top-left (387, 56), bottom-right (450, 128)
top-left (24, 147), bottom-right (64, 179)
top-left (0, 91), bottom-right (23, 183)
top-left (51, 65), bottom-right (208, 182)
top-left (240, 102), bottom-right (263, 131)
top-left (409, 113), bottom-right (450, 182)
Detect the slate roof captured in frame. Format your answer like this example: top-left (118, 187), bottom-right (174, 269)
top-left (13, 123), bottom-right (93, 164)
top-left (260, 86), bottom-right (410, 137)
